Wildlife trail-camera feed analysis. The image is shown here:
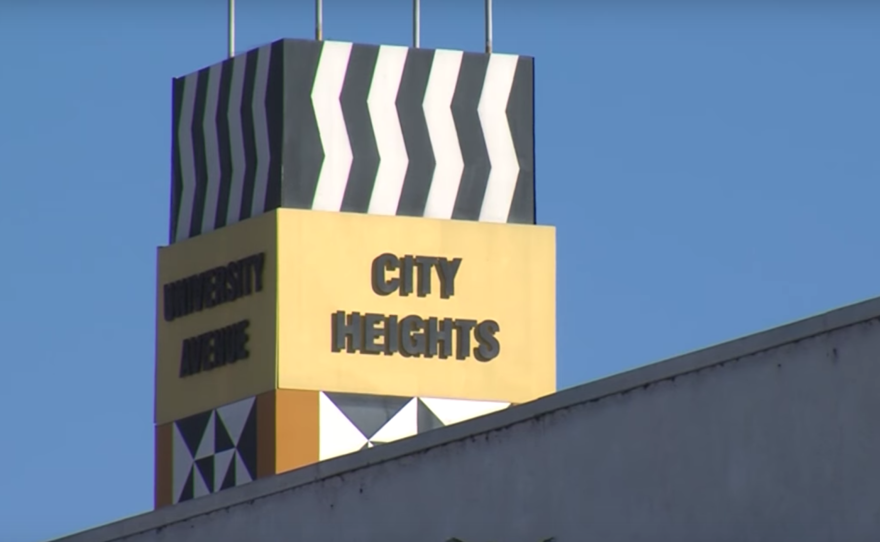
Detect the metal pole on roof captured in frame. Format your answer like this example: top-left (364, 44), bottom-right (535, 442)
top-left (485, 0), bottom-right (493, 53)
top-left (228, 0), bottom-right (236, 58)
top-left (413, 0), bottom-right (420, 48)
top-left (316, 0), bottom-right (323, 40)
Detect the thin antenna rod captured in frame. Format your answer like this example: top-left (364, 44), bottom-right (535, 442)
top-left (413, 0), bottom-right (420, 48)
top-left (228, 0), bottom-right (235, 58)
top-left (315, 0), bottom-right (323, 40)
top-left (484, 0), bottom-right (493, 53)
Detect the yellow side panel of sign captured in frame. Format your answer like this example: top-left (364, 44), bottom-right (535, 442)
top-left (276, 209), bottom-right (556, 404)
top-left (154, 213), bottom-right (279, 425)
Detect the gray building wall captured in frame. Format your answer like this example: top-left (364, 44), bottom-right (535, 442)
top-left (56, 297), bottom-right (880, 542)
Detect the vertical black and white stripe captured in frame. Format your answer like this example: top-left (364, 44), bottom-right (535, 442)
top-left (171, 42), bottom-right (283, 244)
top-left (170, 38), bottom-right (534, 244)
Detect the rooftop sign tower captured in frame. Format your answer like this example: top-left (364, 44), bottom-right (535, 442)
top-left (153, 0), bottom-right (555, 508)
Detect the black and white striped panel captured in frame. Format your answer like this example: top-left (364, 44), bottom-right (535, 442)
top-left (171, 42), bottom-right (283, 245)
top-left (170, 38), bottom-right (535, 244)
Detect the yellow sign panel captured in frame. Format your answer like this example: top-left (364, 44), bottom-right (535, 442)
top-left (154, 213), bottom-right (278, 425)
top-left (155, 209), bottom-right (556, 425)
top-left (276, 210), bottom-right (556, 404)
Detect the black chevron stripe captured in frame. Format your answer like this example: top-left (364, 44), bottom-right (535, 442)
top-left (170, 77), bottom-right (184, 244)
top-left (280, 39), bottom-right (325, 209)
top-left (340, 44), bottom-right (380, 213)
top-left (238, 48), bottom-right (260, 222)
top-left (451, 53), bottom-right (490, 221)
top-left (214, 60), bottom-right (234, 230)
top-left (189, 67), bottom-right (211, 239)
top-left (506, 56), bottom-right (535, 224)
top-left (264, 40), bottom-right (286, 213)
top-left (396, 48), bottom-right (435, 217)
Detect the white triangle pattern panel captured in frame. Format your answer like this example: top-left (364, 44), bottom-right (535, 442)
top-left (319, 392), bottom-right (369, 460)
top-left (370, 398), bottom-right (417, 443)
top-left (419, 397), bottom-right (510, 426)
top-left (317, 392), bottom-right (511, 462)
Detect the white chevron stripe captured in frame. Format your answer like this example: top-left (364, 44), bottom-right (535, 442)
top-left (200, 64), bottom-right (223, 234)
top-left (366, 45), bottom-right (409, 216)
top-left (225, 54), bottom-right (247, 226)
top-left (175, 73), bottom-right (199, 242)
top-left (477, 54), bottom-right (520, 223)
top-left (422, 50), bottom-right (464, 219)
top-left (311, 41), bottom-right (354, 212)
top-left (250, 45), bottom-right (273, 218)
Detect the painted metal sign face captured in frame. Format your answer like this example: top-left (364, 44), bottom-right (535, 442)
top-left (274, 209), bottom-right (556, 404)
top-left (156, 209), bottom-right (555, 425)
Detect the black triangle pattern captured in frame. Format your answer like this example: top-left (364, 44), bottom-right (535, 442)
top-left (176, 410), bottom-right (213, 458)
top-left (236, 405), bottom-right (258, 481)
top-left (179, 468), bottom-right (195, 503)
top-left (417, 399), bottom-right (445, 433)
top-left (221, 457), bottom-right (237, 491)
top-left (195, 457), bottom-right (214, 494)
top-left (324, 392), bottom-right (411, 439)
top-left (173, 398), bottom-right (259, 504)
top-left (214, 415), bottom-right (235, 453)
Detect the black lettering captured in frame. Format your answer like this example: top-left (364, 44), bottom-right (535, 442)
top-left (234, 320), bottom-right (250, 361)
top-left (215, 266), bottom-right (228, 304)
top-left (474, 319), bottom-right (500, 362)
top-left (426, 317), bottom-right (454, 358)
top-left (164, 283), bottom-right (176, 322)
top-left (168, 282), bottom-right (180, 321)
top-left (224, 325), bottom-right (236, 366)
top-left (181, 281), bottom-right (189, 318)
top-left (226, 261), bottom-right (241, 301)
top-left (399, 315), bottom-right (425, 357)
top-left (180, 278), bottom-right (189, 315)
top-left (211, 268), bottom-right (222, 307)
top-left (174, 280), bottom-right (184, 319)
top-left (182, 336), bottom-right (199, 376)
top-left (193, 335), bottom-right (205, 373)
top-left (179, 338), bottom-right (192, 377)
top-left (436, 258), bottom-right (462, 299)
top-left (177, 320), bottom-right (250, 378)
top-left (252, 252), bottom-right (265, 293)
top-left (384, 314), bottom-right (399, 355)
top-left (332, 311), bottom-right (363, 353)
top-left (414, 256), bottom-right (437, 297)
top-left (240, 256), bottom-right (254, 296)
top-left (201, 330), bottom-right (213, 370)
top-left (371, 253), bottom-right (400, 296)
top-left (453, 319), bottom-right (476, 360)
top-left (162, 252), bottom-right (265, 322)
top-left (363, 313), bottom-right (385, 355)
top-left (399, 256), bottom-right (414, 297)
top-left (200, 271), bottom-right (213, 310)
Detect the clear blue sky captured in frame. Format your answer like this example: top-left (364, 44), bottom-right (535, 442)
top-left (1, 2), bottom-right (878, 540)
